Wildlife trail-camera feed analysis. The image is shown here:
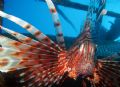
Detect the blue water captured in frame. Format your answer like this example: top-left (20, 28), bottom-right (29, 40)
top-left (2, 0), bottom-right (120, 41)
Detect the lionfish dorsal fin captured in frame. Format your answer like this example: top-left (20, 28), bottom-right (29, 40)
top-left (45, 0), bottom-right (66, 49)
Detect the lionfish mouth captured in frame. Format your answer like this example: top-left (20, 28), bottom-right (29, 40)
top-left (67, 41), bottom-right (95, 79)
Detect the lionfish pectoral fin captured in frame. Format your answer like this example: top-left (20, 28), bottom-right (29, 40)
top-left (11, 50), bottom-right (68, 86)
top-left (88, 59), bottom-right (120, 87)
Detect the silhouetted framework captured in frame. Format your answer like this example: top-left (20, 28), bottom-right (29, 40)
top-left (54, 0), bottom-right (120, 18)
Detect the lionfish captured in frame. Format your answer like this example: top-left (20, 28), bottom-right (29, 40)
top-left (0, 0), bottom-right (120, 87)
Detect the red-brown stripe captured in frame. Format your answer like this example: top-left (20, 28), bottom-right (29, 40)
top-left (57, 33), bottom-right (63, 37)
top-left (43, 37), bottom-right (51, 43)
top-left (24, 24), bottom-right (31, 30)
top-left (34, 31), bottom-right (41, 36)
top-left (11, 42), bottom-right (21, 47)
top-left (12, 32), bottom-right (18, 36)
top-left (0, 59), bottom-right (9, 67)
top-left (24, 37), bottom-right (32, 43)
top-left (11, 52), bottom-right (23, 57)
top-left (0, 47), bottom-right (4, 52)
top-left (54, 22), bottom-right (60, 27)
top-left (50, 8), bottom-right (56, 13)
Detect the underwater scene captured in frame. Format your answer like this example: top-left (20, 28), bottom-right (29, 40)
top-left (0, 0), bottom-right (120, 87)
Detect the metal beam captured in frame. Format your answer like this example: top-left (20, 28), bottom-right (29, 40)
top-left (54, 1), bottom-right (120, 18)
